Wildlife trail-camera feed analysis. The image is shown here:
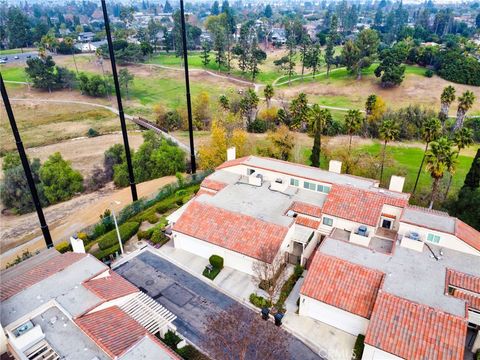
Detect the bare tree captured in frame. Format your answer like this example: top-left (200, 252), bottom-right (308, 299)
top-left (203, 303), bottom-right (290, 360)
top-left (252, 245), bottom-right (286, 305)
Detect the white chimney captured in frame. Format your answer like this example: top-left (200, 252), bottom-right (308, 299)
top-left (70, 234), bottom-right (86, 254)
top-left (328, 160), bottom-right (342, 174)
top-left (227, 147), bottom-right (236, 161)
top-left (389, 175), bottom-right (405, 193)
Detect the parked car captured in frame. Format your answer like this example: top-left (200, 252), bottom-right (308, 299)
top-left (14, 55), bottom-right (19, 59)
top-left (0, 59), bottom-right (6, 64)
top-left (26, 55), bottom-right (31, 58)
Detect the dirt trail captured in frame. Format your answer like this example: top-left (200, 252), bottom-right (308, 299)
top-left (0, 176), bottom-right (177, 268)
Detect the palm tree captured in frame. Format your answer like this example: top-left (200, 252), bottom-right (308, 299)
top-left (64, 37), bottom-right (78, 74)
top-left (439, 85), bottom-right (455, 123)
top-left (344, 109), bottom-right (362, 152)
top-left (412, 117), bottom-right (441, 195)
top-left (454, 90), bottom-right (476, 131)
top-left (444, 128), bottom-right (474, 199)
top-left (308, 104), bottom-right (330, 168)
top-left (425, 137), bottom-right (457, 209)
top-left (264, 84), bottom-right (274, 108)
top-left (378, 119), bottom-right (400, 185)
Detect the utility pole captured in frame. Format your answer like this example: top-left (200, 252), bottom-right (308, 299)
top-left (101, 0), bottom-right (138, 201)
top-left (0, 74), bottom-right (53, 249)
top-left (179, 0), bottom-right (197, 174)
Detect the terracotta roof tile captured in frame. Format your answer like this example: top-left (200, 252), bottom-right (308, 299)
top-left (365, 292), bottom-right (467, 360)
top-left (0, 252), bottom-right (87, 301)
top-left (289, 201), bottom-right (323, 218)
top-left (172, 201), bottom-right (289, 262)
top-left (215, 156), bottom-right (251, 170)
top-left (322, 185), bottom-right (408, 227)
top-left (195, 188), bottom-right (215, 197)
top-left (295, 216), bottom-right (320, 229)
top-left (75, 306), bottom-right (178, 359)
top-left (455, 219), bottom-right (480, 252)
top-left (201, 178), bottom-right (228, 192)
top-left (83, 270), bottom-right (139, 301)
top-left (301, 253), bottom-right (384, 318)
top-left (446, 269), bottom-right (480, 311)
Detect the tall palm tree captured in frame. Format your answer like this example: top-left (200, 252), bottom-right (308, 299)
top-left (425, 137), bottom-right (457, 209)
top-left (308, 104), bottom-right (330, 168)
top-left (378, 119), bottom-right (400, 185)
top-left (454, 90), bottom-right (476, 131)
top-left (412, 117), bottom-right (441, 195)
top-left (344, 109), bottom-right (363, 152)
top-left (439, 85), bottom-right (455, 123)
top-left (444, 127), bottom-right (474, 199)
top-left (64, 37), bottom-right (78, 74)
top-left (264, 84), bottom-right (274, 108)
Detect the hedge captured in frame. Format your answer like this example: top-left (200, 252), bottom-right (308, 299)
top-left (275, 265), bottom-right (304, 312)
top-left (203, 266), bottom-right (221, 280)
top-left (353, 334), bottom-right (365, 360)
top-left (151, 228), bottom-right (169, 246)
top-left (209, 255), bottom-right (224, 269)
top-left (94, 243), bottom-right (120, 260)
top-left (55, 241), bottom-right (72, 253)
top-left (249, 293), bottom-right (272, 308)
top-left (97, 222), bottom-right (140, 250)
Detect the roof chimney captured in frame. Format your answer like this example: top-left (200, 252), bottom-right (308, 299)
top-left (389, 175), bottom-right (405, 193)
top-left (227, 147), bottom-right (236, 161)
top-left (70, 234), bottom-right (86, 253)
top-left (328, 160), bottom-right (342, 174)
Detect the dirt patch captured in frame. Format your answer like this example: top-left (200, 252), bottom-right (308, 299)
top-left (0, 175), bottom-right (177, 268)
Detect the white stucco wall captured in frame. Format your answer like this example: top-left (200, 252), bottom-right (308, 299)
top-left (398, 222), bottom-right (480, 256)
top-left (362, 344), bottom-right (403, 360)
top-left (299, 295), bottom-right (369, 336)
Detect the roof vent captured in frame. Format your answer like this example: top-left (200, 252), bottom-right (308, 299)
top-left (328, 160), bottom-right (342, 174)
top-left (389, 175), bottom-right (405, 192)
top-left (227, 147), bottom-right (236, 161)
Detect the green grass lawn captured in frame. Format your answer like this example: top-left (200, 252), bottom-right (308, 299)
top-left (300, 142), bottom-right (476, 200)
top-left (1, 66), bottom-right (27, 82)
top-left (0, 48), bottom-right (33, 55)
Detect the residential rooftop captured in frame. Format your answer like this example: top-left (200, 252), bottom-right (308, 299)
top-left (319, 236), bottom-right (480, 317)
top-left (401, 205), bottom-right (456, 233)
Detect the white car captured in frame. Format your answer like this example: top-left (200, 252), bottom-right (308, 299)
top-left (14, 55), bottom-right (19, 59)
top-left (0, 59), bottom-right (6, 64)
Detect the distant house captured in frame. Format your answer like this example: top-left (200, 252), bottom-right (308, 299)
top-left (270, 28), bottom-right (286, 45)
top-left (74, 40), bottom-right (106, 53)
top-left (77, 31), bottom-right (95, 43)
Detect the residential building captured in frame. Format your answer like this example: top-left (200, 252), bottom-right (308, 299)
top-left (0, 249), bottom-right (179, 360)
top-left (168, 152), bottom-right (480, 359)
top-left (74, 40), bottom-right (107, 53)
top-left (77, 32), bottom-right (95, 42)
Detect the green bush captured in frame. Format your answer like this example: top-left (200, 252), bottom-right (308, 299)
top-left (424, 69), bottom-right (434, 78)
top-left (203, 266), bottom-right (221, 280)
top-left (156, 199), bottom-right (178, 214)
top-left (87, 128), bottom-right (100, 137)
top-left (145, 213), bottom-right (159, 224)
top-left (353, 334), bottom-right (365, 360)
top-left (176, 198), bottom-right (184, 206)
top-left (249, 293), bottom-right (272, 308)
top-left (163, 330), bottom-right (181, 349)
top-left (137, 229), bottom-right (152, 240)
top-left (55, 241), bottom-right (72, 253)
top-left (176, 344), bottom-right (210, 360)
top-left (209, 255), bottom-right (224, 269)
top-left (94, 243), bottom-right (120, 260)
top-left (476, 349), bottom-right (480, 360)
top-left (176, 189), bottom-right (187, 197)
top-left (275, 265), bottom-right (304, 311)
top-left (294, 264), bottom-right (304, 278)
top-left (151, 228), bottom-right (169, 245)
top-left (97, 222), bottom-right (140, 250)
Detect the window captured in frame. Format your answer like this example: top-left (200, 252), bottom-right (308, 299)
top-left (316, 184), bottom-right (331, 194)
top-left (323, 217), bottom-right (333, 226)
top-left (247, 168), bottom-right (255, 175)
top-left (427, 233), bottom-right (440, 244)
top-left (290, 178), bottom-right (299, 186)
top-left (303, 181), bottom-right (316, 191)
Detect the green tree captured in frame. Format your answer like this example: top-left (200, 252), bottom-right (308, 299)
top-left (305, 43), bottom-right (322, 78)
top-left (309, 105), bottom-right (330, 167)
top-left (264, 84), bottom-right (274, 108)
top-left (119, 68), bottom-right (134, 99)
top-left (353, 29), bottom-right (380, 79)
top-left (262, 125), bottom-right (294, 161)
top-left (63, 37), bottom-right (79, 74)
top-left (25, 56), bottom-right (58, 92)
top-left (341, 39), bottom-right (360, 73)
top-left (439, 85), bottom-right (456, 123)
top-left (264, 4), bottom-right (273, 18)
top-left (289, 93), bottom-right (309, 130)
top-left (379, 119), bottom-right (400, 184)
top-left (239, 88), bottom-right (259, 126)
top-left (454, 90), bottom-right (476, 131)
top-left (248, 36), bottom-right (267, 81)
top-left (444, 127), bottom-right (474, 199)
top-left (344, 109), bottom-right (362, 152)
top-left (463, 148), bottom-right (480, 190)
top-left (211, 1), bottom-right (220, 15)
top-left (299, 32), bottom-right (311, 80)
top-left (325, 14), bottom-right (338, 77)
top-left (39, 152), bottom-right (84, 204)
top-left (412, 117), bottom-right (442, 195)
top-left (425, 137), bottom-right (457, 209)
top-left (374, 46), bottom-right (406, 87)
top-left (200, 41), bottom-right (211, 68)
top-left (219, 94), bottom-right (230, 110)
top-left (6, 7), bottom-right (30, 49)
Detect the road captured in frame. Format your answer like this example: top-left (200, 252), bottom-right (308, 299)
top-left (115, 251), bottom-right (323, 360)
top-left (0, 51), bottom-right (38, 64)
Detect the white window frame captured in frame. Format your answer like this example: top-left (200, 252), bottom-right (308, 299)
top-left (303, 181), bottom-right (316, 191)
top-left (290, 178), bottom-right (299, 187)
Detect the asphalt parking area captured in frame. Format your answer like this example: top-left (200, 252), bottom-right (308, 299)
top-left (115, 251), bottom-right (322, 360)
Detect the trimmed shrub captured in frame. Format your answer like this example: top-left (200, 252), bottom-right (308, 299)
top-left (87, 128), bottom-right (100, 137)
top-left (145, 213), bottom-right (159, 224)
top-left (97, 222), bottom-right (140, 250)
top-left (294, 264), bottom-right (304, 278)
top-left (77, 232), bottom-right (88, 241)
top-left (55, 241), bottom-right (72, 253)
top-left (137, 229), bottom-right (153, 240)
top-left (249, 293), bottom-right (272, 308)
top-left (275, 265), bottom-right (304, 311)
top-left (203, 266), bottom-right (221, 280)
top-left (425, 69), bottom-right (434, 78)
top-left (176, 189), bottom-right (187, 197)
top-left (353, 334), bottom-right (365, 360)
top-left (94, 243), bottom-right (120, 260)
top-left (209, 255), bottom-right (224, 269)
top-left (150, 228), bottom-right (169, 245)
top-left (163, 330), bottom-right (181, 348)
top-left (248, 118), bottom-right (268, 133)
top-left (176, 344), bottom-right (209, 360)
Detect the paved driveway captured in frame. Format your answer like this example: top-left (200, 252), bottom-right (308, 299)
top-left (115, 251), bottom-right (322, 360)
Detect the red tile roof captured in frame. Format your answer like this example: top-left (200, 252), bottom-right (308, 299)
top-left (75, 306), bottom-right (179, 359)
top-left (195, 188), bottom-right (215, 197)
top-left (216, 156), bottom-right (251, 170)
top-left (446, 269), bottom-right (480, 311)
top-left (83, 270), bottom-right (139, 301)
top-left (289, 201), bottom-right (323, 218)
top-left (365, 292), bottom-right (467, 360)
top-left (455, 219), bottom-right (480, 252)
top-left (0, 252), bottom-right (87, 301)
top-left (173, 201), bottom-right (290, 263)
top-left (301, 253), bottom-right (384, 318)
top-left (295, 216), bottom-right (320, 229)
top-left (201, 178), bottom-right (228, 192)
top-left (322, 185), bottom-right (408, 227)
